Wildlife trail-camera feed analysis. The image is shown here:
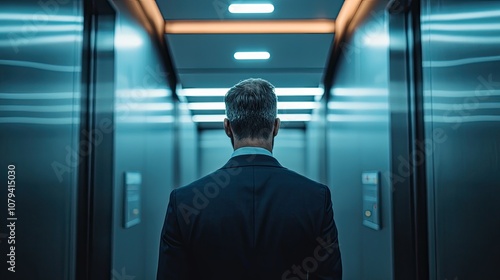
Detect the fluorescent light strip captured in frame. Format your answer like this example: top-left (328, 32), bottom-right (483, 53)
top-left (179, 88), bottom-right (323, 97)
top-left (234, 51), bottom-right (270, 60)
top-left (165, 20), bottom-right (335, 34)
top-left (188, 102), bottom-right (318, 110)
top-left (192, 114), bottom-right (312, 123)
top-left (228, 4), bottom-right (274, 14)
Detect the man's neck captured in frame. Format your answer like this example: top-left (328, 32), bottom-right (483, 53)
top-left (233, 139), bottom-right (273, 153)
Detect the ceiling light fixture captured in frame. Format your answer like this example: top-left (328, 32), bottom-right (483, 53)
top-left (234, 51), bottom-right (270, 60)
top-left (192, 114), bottom-right (312, 123)
top-left (164, 20), bottom-right (335, 34)
top-left (179, 88), bottom-right (323, 97)
top-left (228, 4), bottom-right (275, 14)
top-left (188, 102), bottom-right (318, 110)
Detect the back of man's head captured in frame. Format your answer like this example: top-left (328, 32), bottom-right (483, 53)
top-left (225, 78), bottom-right (278, 140)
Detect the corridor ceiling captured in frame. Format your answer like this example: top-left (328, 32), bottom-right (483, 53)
top-left (153, 0), bottom-right (346, 127)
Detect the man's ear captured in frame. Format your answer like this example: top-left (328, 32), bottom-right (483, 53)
top-left (273, 118), bottom-right (280, 137)
top-left (224, 118), bottom-right (233, 138)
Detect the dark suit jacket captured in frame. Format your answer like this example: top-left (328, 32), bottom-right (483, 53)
top-left (157, 154), bottom-right (342, 280)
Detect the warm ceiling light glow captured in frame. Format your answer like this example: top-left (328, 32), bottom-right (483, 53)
top-left (179, 88), bottom-right (323, 97)
top-left (234, 51), bottom-right (270, 60)
top-left (165, 20), bottom-right (335, 34)
top-left (228, 4), bottom-right (275, 14)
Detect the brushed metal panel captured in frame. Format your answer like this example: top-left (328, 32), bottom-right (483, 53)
top-left (0, 0), bottom-right (83, 279)
top-left (110, 1), bottom-right (175, 279)
top-left (422, 1), bottom-right (500, 279)
top-left (325, 0), bottom-right (393, 279)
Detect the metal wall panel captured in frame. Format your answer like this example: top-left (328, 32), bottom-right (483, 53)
top-left (110, 1), bottom-right (176, 279)
top-left (421, 1), bottom-right (500, 279)
top-left (0, 0), bottom-right (83, 279)
top-left (326, 0), bottom-right (394, 279)
top-left (175, 101), bottom-right (199, 187)
top-left (306, 99), bottom-right (327, 184)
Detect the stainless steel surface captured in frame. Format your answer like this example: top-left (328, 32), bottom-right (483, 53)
top-left (0, 0), bottom-right (83, 279)
top-left (110, 1), bottom-right (177, 279)
top-left (422, 1), bottom-right (500, 279)
top-left (322, 0), bottom-right (394, 278)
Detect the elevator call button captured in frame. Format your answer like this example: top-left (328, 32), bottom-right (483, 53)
top-left (362, 171), bottom-right (381, 230)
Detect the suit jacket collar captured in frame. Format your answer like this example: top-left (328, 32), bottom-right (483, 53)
top-left (221, 154), bottom-right (283, 169)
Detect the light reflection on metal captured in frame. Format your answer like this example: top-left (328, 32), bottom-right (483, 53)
top-left (327, 102), bottom-right (389, 110)
top-left (0, 117), bottom-right (79, 125)
top-left (0, 34), bottom-right (82, 47)
top-left (0, 24), bottom-right (83, 33)
top-left (422, 34), bottom-right (500, 44)
top-left (115, 32), bottom-right (143, 48)
top-left (422, 23), bottom-right (500, 31)
top-left (363, 34), bottom-right (390, 47)
top-left (0, 59), bottom-right (79, 72)
top-left (331, 88), bottom-right (388, 97)
top-left (116, 89), bottom-right (171, 98)
top-left (424, 10), bottom-right (500, 21)
top-left (0, 92), bottom-right (75, 99)
top-left (115, 102), bottom-right (174, 111)
top-left (422, 55), bottom-right (500, 67)
top-left (326, 114), bottom-right (388, 123)
top-left (118, 116), bottom-right (175, 123)
top-left (0, 105), bottom-right (76, 112)
top-left (0, 13), bottom-right (83, 22)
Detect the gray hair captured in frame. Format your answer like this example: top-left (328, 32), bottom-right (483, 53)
top-left (225, 78), bottom-right (278, 140)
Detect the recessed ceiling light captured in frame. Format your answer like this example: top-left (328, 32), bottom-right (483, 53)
top-left (192, 114), bottom-right (311, 123)
top-left (228, 4), bottom-right (274, 14)
top-left (234, 51), bottom-right (270, 60)
top-left (179, 88), bottom-right (323, 97)
top-left (187, 102), bottom-right (318, 110)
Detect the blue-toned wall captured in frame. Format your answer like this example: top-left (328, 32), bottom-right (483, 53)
top-left (0, 1), bottom-right (83, 279)
top-left (110, 1), bottom-right (187, 279)
top-left (323, 0), bottom-right (394, 279)
top-left (421, 1), bottom-right (500, 278)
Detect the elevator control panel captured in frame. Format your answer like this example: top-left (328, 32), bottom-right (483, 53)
top-left (124, 172), bottom-right (142, 228)
top-left (362, 171), bottom-right (381, 230)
